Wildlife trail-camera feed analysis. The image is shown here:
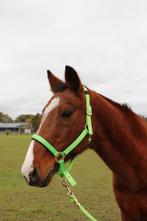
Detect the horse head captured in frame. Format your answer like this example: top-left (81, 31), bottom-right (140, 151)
top-left (21, 66), bottom-right (90, 187)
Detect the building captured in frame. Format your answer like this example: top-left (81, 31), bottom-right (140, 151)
top-left (0, 122), bottom-right (31, 134)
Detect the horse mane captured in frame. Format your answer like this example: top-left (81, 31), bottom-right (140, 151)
top-left (95, 91), bottom-right (147, 140)
top-left (97, 93), bottom-right (132, 113)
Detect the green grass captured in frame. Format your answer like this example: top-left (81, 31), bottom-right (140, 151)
top-left (0, 135), bottom-right (120, 221)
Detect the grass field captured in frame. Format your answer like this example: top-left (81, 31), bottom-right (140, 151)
top-left (0, 135), bottom-right (120, 221)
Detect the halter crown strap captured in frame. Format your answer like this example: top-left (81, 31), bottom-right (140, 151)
top-left (84, 86), bottom-right (93, 141)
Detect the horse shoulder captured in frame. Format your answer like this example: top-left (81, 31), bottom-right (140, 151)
top-left (113, 174), bottom-right (147, 221)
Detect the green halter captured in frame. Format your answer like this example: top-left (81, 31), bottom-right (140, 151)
top-left (32, 86), bottom-right (93, 186)
top-left (31, 87), bottom-right (97, 221)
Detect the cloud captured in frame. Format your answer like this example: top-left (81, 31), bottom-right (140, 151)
top-left (0, 0), bottom-right (147, 118)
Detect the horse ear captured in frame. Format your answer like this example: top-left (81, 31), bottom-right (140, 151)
top-left (64, 66), bottom-right (83, 92)
top-left (47, 70), bottom-right (66, 93)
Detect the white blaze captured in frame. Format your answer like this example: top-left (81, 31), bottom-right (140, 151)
top-left (21, 140), bottom-right (35, 182)
top-left (21, 96), bottom-right (60, 182)
top-left (38, 97), bottom-right (60, 132)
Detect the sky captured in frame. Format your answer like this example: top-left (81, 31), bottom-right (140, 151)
top-left (0, 0), bottom-right (147, 119)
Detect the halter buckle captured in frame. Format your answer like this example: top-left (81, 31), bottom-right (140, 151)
top-left (86, 105), bottom-right (92, 116)
top-left (55, 152), bottom-right (65, 162)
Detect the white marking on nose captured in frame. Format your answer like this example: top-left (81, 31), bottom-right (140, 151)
top-left (38, 96), bottom-right (60, 132)
top-left (21, 97), bottom-right (60, 183)
top-left (21, 140), bottom-right (35, 183)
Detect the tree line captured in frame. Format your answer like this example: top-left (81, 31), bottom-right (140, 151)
top-left (0, 112), bottom-right (42, 132)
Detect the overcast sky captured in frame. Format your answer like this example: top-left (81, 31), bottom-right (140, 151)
top-left (0, 0), bottom-right (147, 119)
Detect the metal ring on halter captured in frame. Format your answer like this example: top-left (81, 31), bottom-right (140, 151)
top-left (55, 152), bottom-right (65, 162)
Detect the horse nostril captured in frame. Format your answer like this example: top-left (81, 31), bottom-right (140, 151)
top-left (29, 168), bottom-right (38, 184)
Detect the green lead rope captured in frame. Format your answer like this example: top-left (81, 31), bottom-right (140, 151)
top-left (61, 178), bottom-right (97, 221)
top-left (59, 159), bottom-right (98, 221)
top-left (69, 193), bottom-right (97, 221)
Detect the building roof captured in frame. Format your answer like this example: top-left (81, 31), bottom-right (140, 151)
top-left (0, 122), bottom-right (28, 128)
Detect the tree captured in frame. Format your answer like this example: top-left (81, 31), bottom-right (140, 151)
top-left (15, 114), bottom-right (34, 123)
top-left (32, 113), bottom-right (42, 132)
top-left (15, 113), bottom-right (42, 132)
top-left (0, 112), bottom-right (13, 123)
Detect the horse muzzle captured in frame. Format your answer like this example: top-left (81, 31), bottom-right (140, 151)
top-left (26, 168), bottom-right (54, 187)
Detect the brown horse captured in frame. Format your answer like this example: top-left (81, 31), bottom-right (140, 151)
top-left (21, 66), bottom-right (147, 221)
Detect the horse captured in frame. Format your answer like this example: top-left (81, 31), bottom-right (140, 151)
top-left (21, 66), bottom-right (147, 221)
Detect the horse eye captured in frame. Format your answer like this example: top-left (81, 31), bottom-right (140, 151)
top-left (61, 110), bottom-right (73, 118)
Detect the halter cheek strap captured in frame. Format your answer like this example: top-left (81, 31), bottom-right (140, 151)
top-left (32, 86), bottom-right (93, 186)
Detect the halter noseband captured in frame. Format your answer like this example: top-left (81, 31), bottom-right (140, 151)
top-left (32, 86), bottom-right (93, 187)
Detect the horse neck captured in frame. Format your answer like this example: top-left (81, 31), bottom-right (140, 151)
top-left (90, 90), bottom-right (147, 191)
